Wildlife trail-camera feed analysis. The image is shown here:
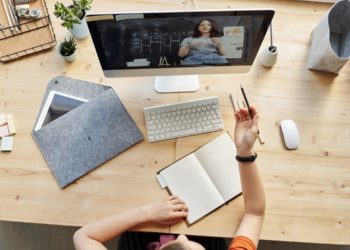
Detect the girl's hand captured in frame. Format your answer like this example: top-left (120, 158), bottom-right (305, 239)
top-left (211, 37), bottom-right (222, 47)
top-left (188, 41), bottom-right (202, 48)
top-left (142, 196), bottom-right (188, 225)
top-left (234, 107), bottom-right (259, 156)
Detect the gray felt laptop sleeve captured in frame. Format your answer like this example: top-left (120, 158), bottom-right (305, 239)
top-left (32, 76), bottom-right (144, 188)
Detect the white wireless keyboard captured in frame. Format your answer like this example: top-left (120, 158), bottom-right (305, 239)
top-left (144, 96), bottom-right (224, 142)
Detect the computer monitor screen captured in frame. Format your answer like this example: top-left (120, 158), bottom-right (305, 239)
top-left (86, 9), bottom-right (274, 92)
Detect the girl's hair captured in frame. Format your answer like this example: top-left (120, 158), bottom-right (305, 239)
top-left (193, 19), bottom-right (220, 38)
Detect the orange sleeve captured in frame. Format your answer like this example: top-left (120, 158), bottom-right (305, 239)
top-left (228, 236), bottom-right (256, 250)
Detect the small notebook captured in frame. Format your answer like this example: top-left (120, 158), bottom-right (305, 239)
top-left (156, 132), bottom-right (242, 225)
top-left (32, 76), bottom-right (144, 188)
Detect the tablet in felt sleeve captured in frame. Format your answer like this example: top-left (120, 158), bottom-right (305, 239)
top-left (32, 76), bottom-right (144, 188)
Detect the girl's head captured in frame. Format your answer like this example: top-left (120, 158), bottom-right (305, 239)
top-left (193, 19), bottom-right (220, 38)
top-left (160, 235), bottom-right (205, 250)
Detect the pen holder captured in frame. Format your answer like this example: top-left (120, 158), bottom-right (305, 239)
top-left (0, 0), bottom-right (56, 62)
top-left (307, 0), bottom-right (350, 74)
top-left (259, 46), bottom-right (278, 67)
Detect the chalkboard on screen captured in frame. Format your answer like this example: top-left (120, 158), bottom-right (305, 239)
top-left (94, 15), bottom-right (264, 69)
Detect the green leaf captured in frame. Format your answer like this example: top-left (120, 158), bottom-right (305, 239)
top-left (54, 0), bottom-right (92, 30)
top-left (60, 36), bottom-right (77, 56)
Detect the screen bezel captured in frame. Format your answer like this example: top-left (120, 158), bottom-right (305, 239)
top-left (86, 9), bottom-right (275, 77)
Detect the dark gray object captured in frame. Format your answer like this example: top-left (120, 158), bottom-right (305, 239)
top-left (308, 0), bottom-right (350, 74)
top-left (32, 76), bottom-right (144, 188)
top-left (15, 0), bottom-right (37, 4)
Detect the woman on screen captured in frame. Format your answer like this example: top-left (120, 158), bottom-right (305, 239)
top-left (178, 19), bottom-right (228, 65)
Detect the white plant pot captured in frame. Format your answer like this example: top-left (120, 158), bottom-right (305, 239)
top-left (70, 18), bottom-right (90, 39)
top-left (58, 44), bottom-right (77, 62)
top-left (62, 52), bottom-right (77, 62)
top-left (259, 46), bottom-right (278, 67)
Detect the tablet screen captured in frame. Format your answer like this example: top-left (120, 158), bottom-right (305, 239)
top-left (35, 91), bottom-right (87, 131)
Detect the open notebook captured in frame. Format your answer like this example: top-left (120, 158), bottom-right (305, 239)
top-left (156, 132), bottom-right (242, 224)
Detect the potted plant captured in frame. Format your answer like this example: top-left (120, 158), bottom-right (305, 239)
top-left (59, 36), bottom-right (77, 62)
top-left (54, 0), bottom-right (92, 39)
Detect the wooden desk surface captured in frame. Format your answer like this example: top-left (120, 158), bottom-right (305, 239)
top-left (0, 0), bottom-right (349, 245)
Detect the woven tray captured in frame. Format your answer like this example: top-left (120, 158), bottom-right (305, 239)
top-left (0, 0), bottom-right (56, 62)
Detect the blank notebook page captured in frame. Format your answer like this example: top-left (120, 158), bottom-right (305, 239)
top-left (194, 132), bottom-right (241, 201)
top-left (159, 154), bottom-right (224, 224)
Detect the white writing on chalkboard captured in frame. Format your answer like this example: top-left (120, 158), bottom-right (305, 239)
top-left (131, 31), bottom-right (194, 56)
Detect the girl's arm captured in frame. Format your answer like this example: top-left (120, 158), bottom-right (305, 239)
top-left (73, 196), bottom-right (188, 250)
top-left (211, 37), bottom-right (227, 55)
top-left (233, 107), bottom-right (265, 247)
top-left (178, 45), bottom-right (191, 57)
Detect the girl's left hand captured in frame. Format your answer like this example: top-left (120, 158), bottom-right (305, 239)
top-left (211, 37), bottom-right (222, 47)
top-left (142, 196), bottom-right (188, 225)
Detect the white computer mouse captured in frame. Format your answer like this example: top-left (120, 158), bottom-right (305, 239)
top-left (280, 119), bottom-right (300, 150)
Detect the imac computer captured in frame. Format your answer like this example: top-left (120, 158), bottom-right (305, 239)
top-left (86, 9), bottom-right (274, 92)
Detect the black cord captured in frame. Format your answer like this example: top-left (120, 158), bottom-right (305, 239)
top-left (269, 24), bottom-right (277, 53)
top-left (270, 24), bottom-right (273, 48)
